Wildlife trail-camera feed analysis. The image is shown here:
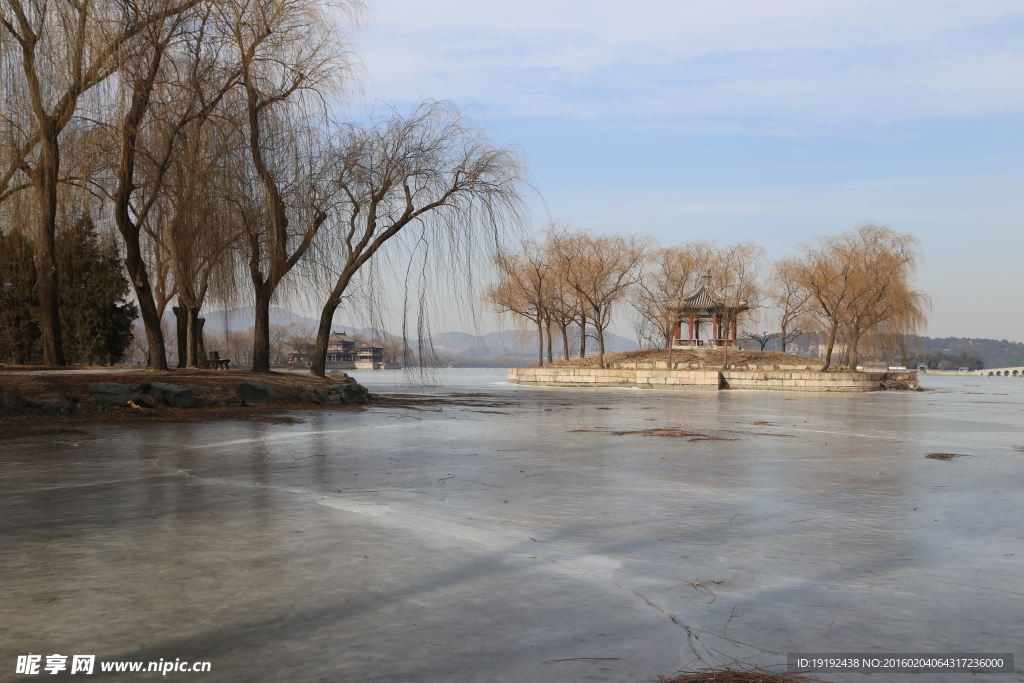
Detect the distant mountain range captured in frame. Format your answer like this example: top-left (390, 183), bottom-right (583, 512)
top-left (199, 306), bottom-right (322, 332)
top-left (198, 306), bottom-right (639, 366)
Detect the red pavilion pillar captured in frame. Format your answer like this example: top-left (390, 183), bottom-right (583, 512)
top-left (688, 314), bottom-right (694, 345)
top-left (712, 314), bottom-right (719, 346)
top-left (731, 319), bottom-right (738, 345)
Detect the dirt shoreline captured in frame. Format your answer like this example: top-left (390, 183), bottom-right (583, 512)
top-left (0, 368), bottom-right (374, 438)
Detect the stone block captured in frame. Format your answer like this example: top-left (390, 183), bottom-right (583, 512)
top-left (327, 382), bottom-right (369, 404)
top-left (237, 381), bottom-right (280, 406)
top-left (303, 388), bottom-right (329, 404)
top-left (89, 382), bottom-right (131, 395)
top-left (34, 394), bottom-right (75, 414)
top-left (151, 383), bottom-right (197, 408)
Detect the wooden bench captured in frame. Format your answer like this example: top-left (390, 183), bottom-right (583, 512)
top-left (201, 351), bottom-right (231, 370)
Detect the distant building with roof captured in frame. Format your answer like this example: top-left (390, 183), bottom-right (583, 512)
top-left (324, 332), bottom-right (393, 369)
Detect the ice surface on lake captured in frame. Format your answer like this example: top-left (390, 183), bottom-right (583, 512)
top-left (1, 372), bottom-right (1021, 682)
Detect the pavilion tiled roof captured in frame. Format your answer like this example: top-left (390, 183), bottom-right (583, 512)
top-left (679, 272), bottom-right (750, 312)
top-left (681, 272), bottom-right (727, 309)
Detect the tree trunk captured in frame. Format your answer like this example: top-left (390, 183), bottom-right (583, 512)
top-left (187, 307), bottom-right (200, 368)
top-left (34, 134), bottom-right (65, 366)
top-left (173, 306), bottom-right (188, 368)
top-left (311, 299), bottom-right (338, 378)
top-left (578, 314), bottom-right (587, 359)
top-left (780, 322), bottom-right (788, 353)
top-left (537, 319), bottom-right (544, 367)
top-left (597, 325), bottom-right (606, 369)
top-left (112, 65), bottom-right (168, 371)
top-left (820, 324), bottom-right (839, 371)
top-left (559, 323), bottom-right (569, 361)
top-left (546, 319), bottom-right (553, 365)
top-left (197, 318), bottom-right (206, 356)
top-left (720, 315), bottom-right (730, 369)
top-left (848, 333), bottom-right (860, 371)
top-left (124, 239), bottom-right (168, 370)
top-left (251, 284), bottom-right (272, 373)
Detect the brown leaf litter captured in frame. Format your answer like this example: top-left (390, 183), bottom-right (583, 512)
top-left (926, 452), bottom-right (971, 461)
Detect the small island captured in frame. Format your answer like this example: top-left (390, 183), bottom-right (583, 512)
top-left (509, 347), bottom-right (918, 392)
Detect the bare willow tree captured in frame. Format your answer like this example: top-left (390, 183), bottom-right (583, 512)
top-left (543, 272), bottom-right (578, 361)
top-left (794, 224), bottom-right (927, 371)
top-left (0, 0), bottom-right (202, 365)
top-left (707, 241), bottom-right (764, 367)
top-left (769, 257), bottom-right (810, 353)
top-left (105, 2), bottom-right (242, 369)
top-left (486, 242), bottom-right (548, 367)
top-left (546, 226), bottom-right (647, 369)
top-left (216, 0), bottom-right (358, 373)
top-left (310, 101), bottom-right (529, 377)
top-left (792, 238), bottom-right (854, 370)
top-left (630, 241), bottom-right (714, 348)
top-left (835, 225), bottom-right (928, 369)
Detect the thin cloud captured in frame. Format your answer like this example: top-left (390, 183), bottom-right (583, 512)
top-left (355, 0), bottom-right (1024, 127)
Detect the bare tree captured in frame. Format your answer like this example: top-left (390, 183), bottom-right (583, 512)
top-left (768, 257), bottom-right (810, 353)
top-left (739, 330), bottom-right (779, 351)
top-left (543, 273), bottom-right (579, 361)
top-left (0, 0), bottom-right (202, 365)
top-left (309, 101), bottom-right (528, 377)
top-left (835, 225), bottom-right (928, 369)
top-left (218, 0), bottom-right (357, 373)
top-left (704, 241), bottom-right (764, 368)
top-left (486, 242), bottom-right (548, 367)
top-left (630, 241), bottom-right (714, 348)
top-left (792, 235), bottom-right (856, 371)
top-left (546, 226), bottom-right (647, 369)
top-left (110, 4), bottom-right (242, 370)
top-left (793, 224), bottom-right (928, 371)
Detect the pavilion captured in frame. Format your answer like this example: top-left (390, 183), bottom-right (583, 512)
top-left (673, 272), bottom-right (749, 347)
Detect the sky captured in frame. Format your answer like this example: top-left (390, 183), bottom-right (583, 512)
top-left (340, 0), bottom-right (1024, 341)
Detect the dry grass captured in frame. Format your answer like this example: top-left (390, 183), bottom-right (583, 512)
top-left (544, 348), bottom-right (824, 370)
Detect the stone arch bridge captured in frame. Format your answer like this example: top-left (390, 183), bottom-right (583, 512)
top-left (977, 366), bottom-right (1024, 377)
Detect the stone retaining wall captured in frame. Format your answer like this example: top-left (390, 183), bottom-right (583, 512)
top-left (508, 367), bottom-right (901, 392)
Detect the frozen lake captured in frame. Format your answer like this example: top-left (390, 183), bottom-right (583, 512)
top-left (1, 371), bottom-right (1021, 682)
